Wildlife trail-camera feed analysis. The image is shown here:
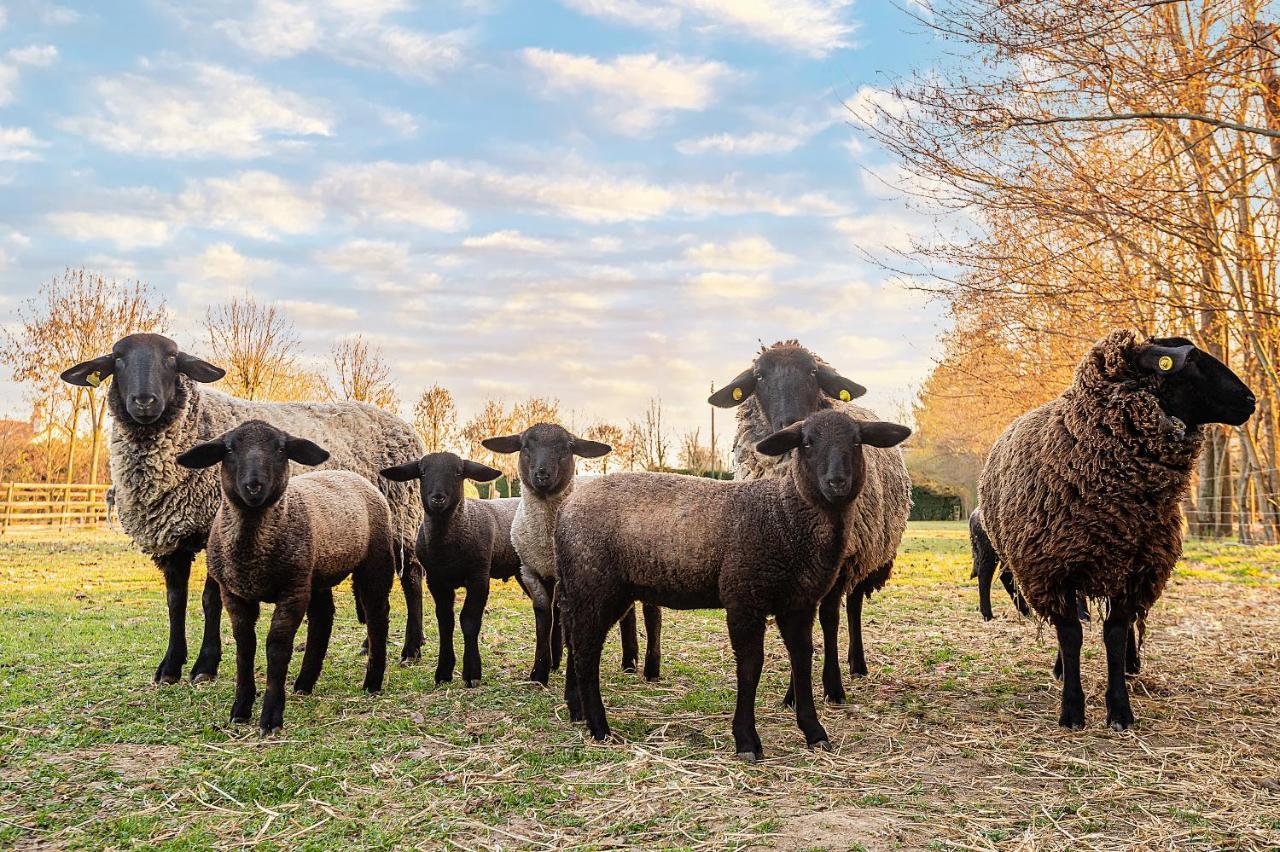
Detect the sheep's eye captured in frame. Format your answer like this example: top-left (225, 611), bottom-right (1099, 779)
top-left (810, 368), bottom-right (818, 377)
top-left (803, 440), bottom-right (813, 449)
top-left (754, 372), bottom-right (764, 382)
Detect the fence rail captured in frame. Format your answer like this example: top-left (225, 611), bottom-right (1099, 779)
top-left (0, 482), bottom-right (111, 530)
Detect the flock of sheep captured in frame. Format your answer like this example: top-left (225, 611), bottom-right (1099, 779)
top-left (59, 329), bottom-right (1256, 759)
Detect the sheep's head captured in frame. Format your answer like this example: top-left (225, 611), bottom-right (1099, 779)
top-left (1133, 337), bottom-right (1256, 430)
top-left (709, 341), bottom-right (867, 433)
top-left (61, 333), bottom-right (225, 426)
top-left (380, 452), bottom-right (502, 516)
top-left (756, 410), bottom-right (910, 508)
top-left (176, 420), bottom-right (329, 510)
top-left (482, 423), bottom-right (610, 498)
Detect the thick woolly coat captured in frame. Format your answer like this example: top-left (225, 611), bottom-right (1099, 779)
top-left (978, 330), bottom-right (1202, 619)
top-left (207, 471), bottom-right (394, 602)
top-left (730, 342), bottom-right (911, 596)
top-left (107, 375), bottom-right (423, 564)
top-left (418, 496), bottom-right (522, 588)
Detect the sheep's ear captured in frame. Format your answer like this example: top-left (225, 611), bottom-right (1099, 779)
top-left (481, 434), bottom-right (523, 454)
top-left (176, 440), bottom-right (228, 469)
top-left (572, 438), bottom-right (611, 458)
top-left (462, 460), bottom-right (503, 482)
top-left (709, 368), bottom-right (756, 408)
top-left (1136, 343), bottom-right (1193, 375)
top-left (177, 352), bottom-right (226, 383)
top-left (380, 461), bottom-right (422, 482)
top-left (855, 421), bottom-right (911, 449)
top-left (756, 421), bottom-right (805, 456)
top-left (286, 438), bottom-right (329, 467)
top-left (817, 365), bottom-right (866, 403)
top-left (61, 354), bottom-right (115, 388)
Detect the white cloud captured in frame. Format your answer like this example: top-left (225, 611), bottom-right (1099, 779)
top-left (6, 44), bottom-right (57, 66)
top-left (180, 171), bottom-right (323, 239)
top-left (561, 0), bottom-right (856, 58)
top-left (686, 236), bottom-right (794, 269)
top-left (279, 299), bottom-right (359, 326)
top-left (41, 5), bottom-right (79, 25)
top-left (0, 126), bottom-right (45, 162)
top-left (462, 230), bottom-right (558, 254)
top-left (377, 107), bottom-right (418, 137)
top-left (46, 212), bottom-right (174, 249)
top-left (316, 239), bottom-right (411, 276)
top-left (590, 235), bottom-right (623, 252)
top-left (689, 271), bottom-right (772, 300)
top-left (521, 48), bottom-right (731, 135)
top-left (833, 213), bottom-right (927, 254)
top-left (316, 162), bottom-right (468, 230)
top-left (676, 130), bottom-right (808, 156)
top-left (215, 0), bottom-right (466, 82)
top-left (0, 6), bottom-right (6, 30)
top-left (173, 243), bottom-right (280, 288)
top-left (843, 85), bottom-right (908, 130)
top-left (63, 62), bottom-right (331, 158)
top-left (0, 64), bottom-right (14, 106)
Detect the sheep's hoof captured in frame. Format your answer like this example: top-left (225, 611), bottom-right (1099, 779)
top-left (644, 674), bottom-right (662, 683)
top-left (191, 672), bottom-right (216, 685)
top-left (824, 694), bottom-right (847, 706)
top-left (1058, 714), bottom-right (1086, 731)
top-left (155, 673), bottom-right (181, 686)
top-left (434, 676), bottom-right (453, 686)
top-left (621, 662), bottom-right (637, 674)
top-left (735, 751), bottom-right (760, 763)
top-left (810, 740), bottom-right (832, 752)
top-left (230, 715), bottom-right (251, 725)
top-left (293, 687), bottom-right (312, 696)
top-left (463, 679), bottom-right (480, 688)
top-left (258, 725), bottom-right (283, 738)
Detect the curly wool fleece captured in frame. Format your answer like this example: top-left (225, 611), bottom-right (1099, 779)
top-left (977, 329), bottom-right (1203, 619)
top-left (729, 341), bottom-right (911, 595)
top-left (108, 375), bottom-right (423, 562)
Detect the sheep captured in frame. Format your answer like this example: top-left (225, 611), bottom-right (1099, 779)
top-left (976, 330), bottom-right (1256, 730)
top-left (556, 410), bottom-right (912, 760)
top-left (60, 333), bottom-right (425, 685)
top-left (482, 424), bottom-right (661, 686)
top-left (175, 420), bottom-right (395, 735)
top-left (380, 452), bottom-right (524, 687)
top-left (708, 340), bottom-right (912, 706)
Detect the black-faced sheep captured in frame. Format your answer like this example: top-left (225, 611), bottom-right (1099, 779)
top-left (380, 452), bottom-right (524, 687)
top-left (976, 331), bottom-right (1255, 730)
top-left (176, 420), bottom-right (395, 735)
top-left (556, 410), bottom-right (911, 760)
top-left (482, 424), bottom-right (661, 685)
top-left (708, 340), bottom-right (911, 705)
top-left (61, 333), bottom-right (425, 685)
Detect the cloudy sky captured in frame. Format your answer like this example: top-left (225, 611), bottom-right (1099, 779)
top-left (0, 0), bottom-right (944, 439)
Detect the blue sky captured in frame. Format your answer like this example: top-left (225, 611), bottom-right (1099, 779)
top-left (0, 0), bottom-right (944, 438)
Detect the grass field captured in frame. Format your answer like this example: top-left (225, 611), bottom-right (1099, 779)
top-left (1, 522), bottom-right (1278, 850)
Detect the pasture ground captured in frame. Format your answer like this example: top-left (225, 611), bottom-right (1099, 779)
top-left (0, 522), bottom-right (1277, 850)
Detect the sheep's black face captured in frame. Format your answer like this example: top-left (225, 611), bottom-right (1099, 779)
top-left (176, 420), bottom-right (329, 511)
top-left (60, 333), bottom-right (225, 425)
top-left (708, 344), bottom-right (867, 433)
top-left (379, 452), bottom-right (502, 517)
top-left (481, 424), bottom-right (610, 499)
top-left (756, 410), bottom-right (911, 508)
top-left (1138, 337), bottom-right (1256, 429)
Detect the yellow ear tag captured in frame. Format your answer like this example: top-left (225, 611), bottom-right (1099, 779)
top-left (1157, 355), bottom-right (1173, 372)
top-left (86, 371), bottom-right (102, 388)
top-left (838, 389), bottom-right (852, 402)
top-left (732, 387), bottom-right (743, 401)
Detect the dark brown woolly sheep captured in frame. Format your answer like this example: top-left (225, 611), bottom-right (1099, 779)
top-left (176, 421), bottom-right (395, 735)
top-left (708, 340), bottom-right (911, 706)
top-left (556, 410), bottom-right (911, 760)
top-left (977, 331), bottom-right (1255, 730)
top-left (381, 452), bottom-right (524, 687)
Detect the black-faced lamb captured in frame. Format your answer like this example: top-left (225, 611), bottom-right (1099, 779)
top-left (61, 333), bottom-right (425, 685)
top-left (175, 420), bottom-right (395, 735)
top-left (976, 331), bottom-right (1255, 730)
top-left (482, 424), bottom-right (661, 685)
top-left (708, 340), bottom-right (911, 706)
top-left (556, 410), bottom-right (911, 760)
top-left (380, 452), bottom-right (524, 687)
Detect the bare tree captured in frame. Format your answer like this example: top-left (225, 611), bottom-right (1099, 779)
top-left (413, 384), bottom-right (460, 453)
top-left (203, 298), bottom-right (317, 402)
top-left (332, 335), bottom-right (399, 412)
top-left (583, 422), bottom-right (625, 474)
top-left (679, 427), bottom-right (714, 475)
top-left (628, 398), bottom-right (670, 471)
top-left (462, 399), bottom-right (519, 489)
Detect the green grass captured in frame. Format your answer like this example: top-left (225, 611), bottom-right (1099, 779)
top-left (0, 522), bottom-right (1278, 849)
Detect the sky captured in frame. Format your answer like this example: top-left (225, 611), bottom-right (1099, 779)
top-left (0, 0), bottom-right (945, 441)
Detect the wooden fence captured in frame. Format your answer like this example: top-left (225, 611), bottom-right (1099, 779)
top-left (0, 482), bottom-right (112, 531)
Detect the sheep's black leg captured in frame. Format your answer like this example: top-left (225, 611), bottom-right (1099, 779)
top-left (259, 593), bottom-right (307, 736)
top-left (1051, 605), bottom-right (1085, 730)
top-left (293, 585), bottom-right (335, 696)
top-left (1126, 612), bottom-right (1144, 676)
top-left (549, 582), bottom-right (564, 671)
top-left (568, 599), bottom-right (620, 741)
top-left (398, 559), bottom-right (424, 664)
top-left (428, 581), bottom-right (456, 685)
top-left (357, 561), bottom-right (391, 694)
top-left (353, 579), bottom-right (368, 657)
top-left (1001, 570), bottom-right (1030, 616)
top-left (786, 585), bottom-right (843, 707)
top-left (618, 605), bottom-right (639, 673)
top-left (727, 608), bottom-right (766, 762)
top-left (223, 591), bottom-right (259, 725)
top-left (527, 573), bottom-right (554, 686)
top-left (970, 512), bottom-right (999, 621)
top-left (1076, 593), bottom-right (1091, 622)
top-left (154, 549), bottom-right (195, 685)
top-left (845, 588), bottom-right (868, 678)
top-left (1103, 596), bottom-right (1135, 730)
top-left (642, 603), bottom-right (662, 682)
top-left (190, 574), bottom-right (223, 683)
top-left (777, 608), bottom-right (831, 750)
top-left (459, 579), bottom-right (489, 687)
top-left (564, 641), bottom-right (583, 722)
